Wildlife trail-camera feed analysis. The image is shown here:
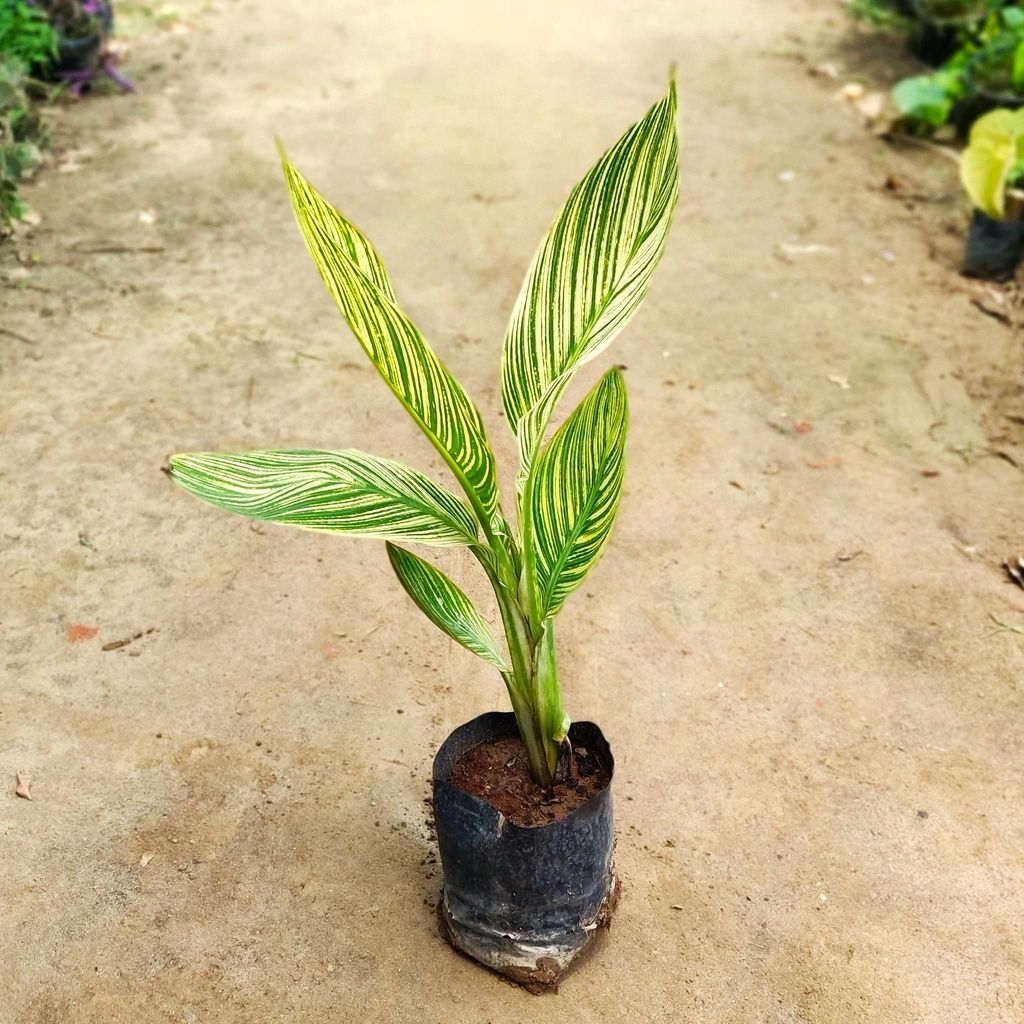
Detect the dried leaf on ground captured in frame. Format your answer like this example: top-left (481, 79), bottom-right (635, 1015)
top-left (809, 62), bottom-right (839, 80)
top-left (836, 82), bottom-right (891, 129)
top-left (102, 628), bottom-right (157, 652)
top-left (988, 613), bottom-right (1024, 636)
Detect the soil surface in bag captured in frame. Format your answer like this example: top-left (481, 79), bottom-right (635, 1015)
top-left (450, 736), bottom-right (611, 827)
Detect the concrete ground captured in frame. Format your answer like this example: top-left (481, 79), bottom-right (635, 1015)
top-left (2, 1), bottom-right (1023, 1021)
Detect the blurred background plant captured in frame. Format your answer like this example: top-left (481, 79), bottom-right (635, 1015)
top-left (895, 5), bottom-right (1024, 131)
top-left (848, 0), bottom-right (916, 31)
top-left (0, 0), bottom-right (58, 69)
top-left (0, 56), bottom-right (45, 227)
top-left (959, 106), bottom-right (1024, 216)
top-left (0, 1), bottom-right (55, 232)
top-left (0, 0), bottom-right (134, 234)
top-left (28, 2), bottom-right (132, 95)
top-left (849, 0), bottom-right (1024, 133)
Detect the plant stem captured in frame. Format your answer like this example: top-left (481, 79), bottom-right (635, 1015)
top-left (494, 584), bottom-right (554, 788)
top-left (533, 622), bottom-right (565, 776)
top-left (473, 544), bottom-right (553, 788)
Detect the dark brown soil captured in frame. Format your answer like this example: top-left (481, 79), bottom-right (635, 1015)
top-left (449, 736), bottom-right (611, 827)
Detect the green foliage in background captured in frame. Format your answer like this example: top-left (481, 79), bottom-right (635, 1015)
top-left (904, 5), bottom-right (1024, 132)
top-left (916, 0), bottom-right (1002, 23)
top-left (0, 1), bottom-right (58, 70)
top-left (0, 56), bottom-right (45, 229)
top-left (893, 63), bottom-right (970, 129)
top-left (848, 0), bottom-right (914, 31)
top-left (849, 0), bottom-right (1024, 133)
top-left (0, 2), bottom-right (59, 230)
top-left (170, 79), bottom-right (680, 787)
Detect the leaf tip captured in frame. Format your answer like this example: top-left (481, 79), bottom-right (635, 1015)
top-left (385, 540), bottom-right (409, 572)
top-left (603, 364), bottom-right (628, 396)
top-left (166, 452), bottom-right (205, 487)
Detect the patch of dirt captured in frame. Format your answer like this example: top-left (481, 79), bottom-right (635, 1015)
top-left (450, 736), bottom-right (609, 826)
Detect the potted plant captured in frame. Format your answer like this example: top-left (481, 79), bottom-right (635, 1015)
top-left (25, 0), bottom-right (111, 74)
top-left (960, 106), bottom-right (1024, 278)
top-left (168, 78), bottom-right (679, 991)
top-left (26, 1), bottom-right (132, 93)
top-left (892, 6), bottom-right (1024, 131)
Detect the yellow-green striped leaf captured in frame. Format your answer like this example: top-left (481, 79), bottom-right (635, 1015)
top-left (279, 148), bottom-right (499, 521)
top-left (502, 80), bottom-right (678, 491)
top-left (387, 543), bottom-right (508, 670)
top-left (527, 369), bottom-right (628, 621)
top-left (169, 449), bottom-right (478, 546)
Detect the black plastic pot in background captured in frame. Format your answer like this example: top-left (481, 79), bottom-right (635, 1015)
top-left (962, 209), bottom-right (1024, 280)
top-left (53, 33), bottom-right (102, 74)
top-left (906, 19), bottom-right (962, 67)
top-left (433, 712), bottom-right (617, 993)
top-left (49, 3), bottom-right (114, 77)
top-left (950, 86), bottom-right (1024, 134)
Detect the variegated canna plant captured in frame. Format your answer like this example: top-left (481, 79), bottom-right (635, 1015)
top-left (170, 79), bottom-right (679, 788)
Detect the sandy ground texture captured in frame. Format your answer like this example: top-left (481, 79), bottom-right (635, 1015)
top-left (2, 0), bottom-right (1023, 1021)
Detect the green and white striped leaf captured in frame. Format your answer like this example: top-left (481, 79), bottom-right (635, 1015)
top-left (527, 369), bottom-right (628, 621)
top-left (501, 79), bottom-right (678, 492)
top-left (169, 449), bottom-right (478, 546)
top-left (279, 148), bottom-right (500, 522)
top-left (387, 543), bottom-right (508, 670)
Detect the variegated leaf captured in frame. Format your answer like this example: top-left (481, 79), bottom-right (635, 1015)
top-left (502, 79), bottom-right (678, 490)
top-left (169, 449), bottom-right (478, 546)
top-left (279, 148), bottom-right (500, 521)
top-left (527, 369), bottom-right (627, 620)
top-left (960, 108), bottom-right (1024, 218)
top-left (387, 543), bottom-right (508, 670)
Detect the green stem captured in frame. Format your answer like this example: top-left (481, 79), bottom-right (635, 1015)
top-left (473, 544), bottom-right (553, 788)
top-left (534, 622), bottom-right (565, 775)
top-left (515, 445), bottom-right (567, 778)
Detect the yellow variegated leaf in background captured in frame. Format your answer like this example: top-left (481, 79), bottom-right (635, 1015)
top-left (960, 108), bottom-right (1024, 219)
